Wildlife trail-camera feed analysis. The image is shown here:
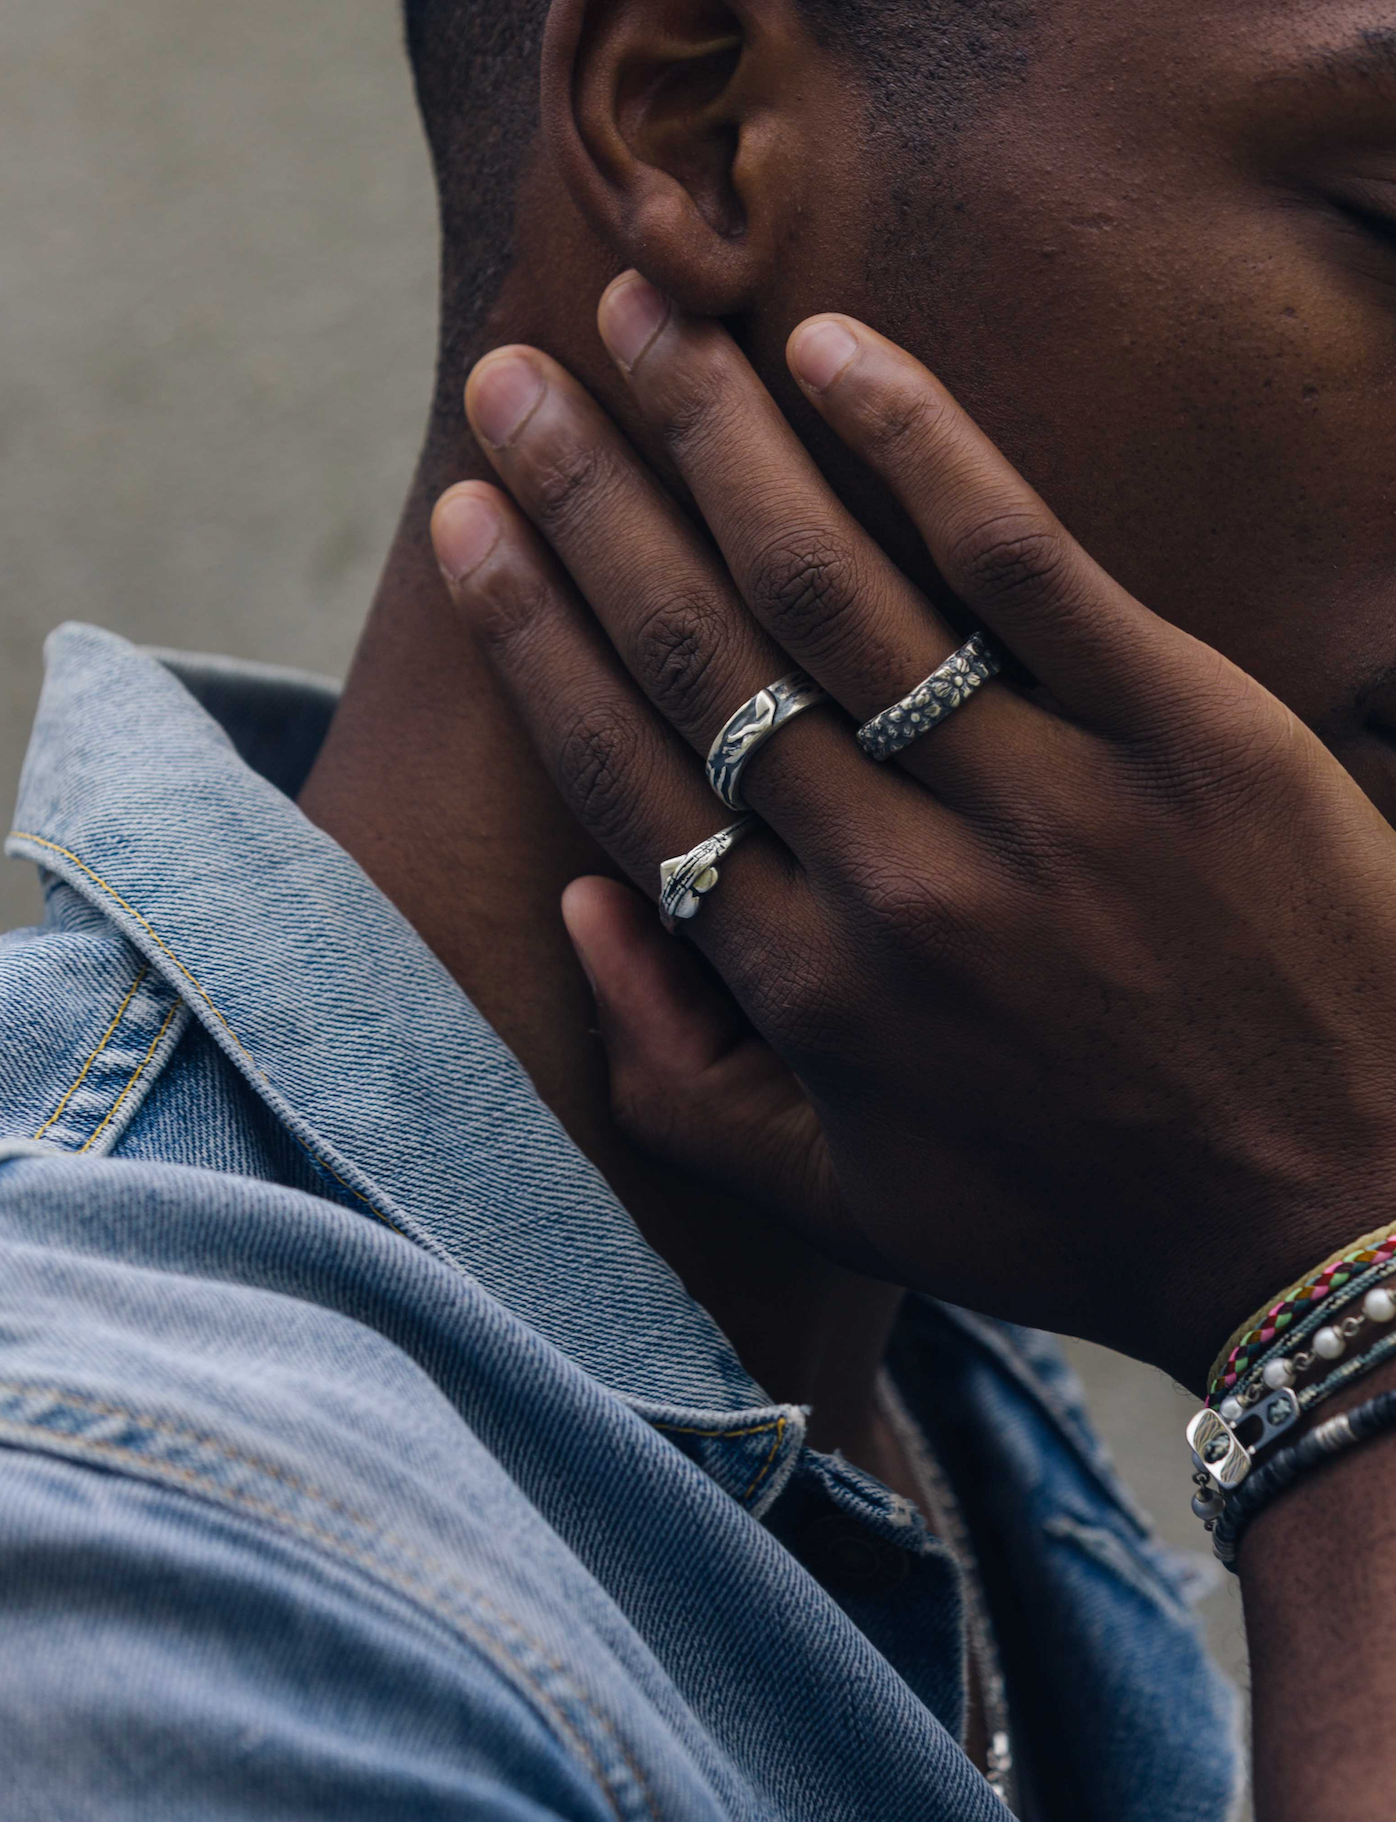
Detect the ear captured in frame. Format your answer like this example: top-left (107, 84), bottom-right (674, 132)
top-left (541, 0), bottom-right (812, 317)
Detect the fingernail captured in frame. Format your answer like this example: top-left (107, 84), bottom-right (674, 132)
top-left (470, 354), bottom-right (546, 448)
top-left (790, 320), bottom-right (859, 392)
top-left (432, 487), bottom-right (501, 583)
top-left (599, 273), bottom-right (671, 372)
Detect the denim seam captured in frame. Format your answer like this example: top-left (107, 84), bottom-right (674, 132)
top-left (11, 835), bottom-right (251, 1057)
top-left (33, 965), bottom-right (149, 1140)
top-left (738, 1419), bottom-right (786, 1505)
top-left (0, 1382), bottom-right (660, 1822)
top-left (12, 832), bottom-right (794, 1506)
top-left (79, 999), bottom-right (183, 1153)
top-left (9, 832), bottom-right (411, 1245)
top-left (652, 1416), bottom-right (788, 1507)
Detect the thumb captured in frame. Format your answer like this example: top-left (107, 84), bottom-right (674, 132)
top-left (560, 876), bottom-right (850, 1243)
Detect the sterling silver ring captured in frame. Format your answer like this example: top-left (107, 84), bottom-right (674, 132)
top-left (706, 670), bottom-right (830, 810)
top-left (856, 631), bottom-right (1004, 763)
top-left (658, 815), bottom-right (758, 933)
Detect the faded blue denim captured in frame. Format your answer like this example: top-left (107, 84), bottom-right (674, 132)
top-left (0, 623), bottom-right (1243, 1819)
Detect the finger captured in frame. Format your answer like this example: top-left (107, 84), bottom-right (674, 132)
top-left (785, 314), bottom-right (1193, 731)
top-left (561, 874), bottom-right (751, 1083)
top-left (431, 479), bottom-right (802, 949)
top-left (561, 875), bottom-right (861, 1259)
top-left (595, 272), bottom-right (1080, 801)
top-left (463, 341), bottom-right (870, 841)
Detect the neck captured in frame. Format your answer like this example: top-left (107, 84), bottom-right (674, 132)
top-left (298, 376), bottom-right (904, 1466)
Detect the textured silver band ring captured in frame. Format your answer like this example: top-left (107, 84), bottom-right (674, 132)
top-left (706, 670), bottom-right (830, 811)
top-left (658, 815), bottom-right (758, 933)
top-left (857, 631), bottom-right (1004, 763)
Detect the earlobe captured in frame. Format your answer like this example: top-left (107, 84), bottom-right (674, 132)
top-left (541, 0), bottom-right (794, 318)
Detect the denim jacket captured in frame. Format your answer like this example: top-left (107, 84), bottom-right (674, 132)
top-left (0, 623), bottom-right (1242, 1820)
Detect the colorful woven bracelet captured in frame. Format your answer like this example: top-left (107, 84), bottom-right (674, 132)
top-left (1207, 1220), bottom-right (1396, 1402)
top-left (1212, 1255), bottom-right (1396, 1417)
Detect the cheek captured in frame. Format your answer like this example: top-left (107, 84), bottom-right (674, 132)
top-left (851, 153), bottom-right (1396, 740)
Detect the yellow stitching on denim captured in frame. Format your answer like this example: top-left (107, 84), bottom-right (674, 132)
top-left (0, 1381), bottom-right (657, 1822)
top-left (653, 1415), bottom-right (790, 1507)
top-left (33, 965), bottom-right (149, 1141)
top-left (79, 999), bottom-right (182, 1154)
top-left (653, 1419), bottom-right (781, 1440)
top-left (10, 833), bottom-right (408, 1241)
top-left (740, 1416), bottom-right (787, 1505)
top-left (11, 835), bottom-right (251, 1059)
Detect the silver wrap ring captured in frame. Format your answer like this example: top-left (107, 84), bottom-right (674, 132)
top-left (856, 631), bottom-right (1004, 763)
top-left (706, 670), bottom-right (830, 811)
top-left (658, 815), bottom-right (758, 934)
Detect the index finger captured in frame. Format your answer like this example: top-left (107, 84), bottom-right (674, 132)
top-left (786, 314), bottom-right (1196, 732)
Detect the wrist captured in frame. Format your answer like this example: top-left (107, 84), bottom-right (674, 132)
top-left (1180, 1218), bottom-right (1396, 1562)
top-left (1166, 1197), bottom-right (1396, 1395)
top-left (1237, 1353), bottom-right (1396, 1568)
top-left (1239, 1355), bottom-right (1396, 1821)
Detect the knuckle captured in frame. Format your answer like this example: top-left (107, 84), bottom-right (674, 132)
top-left (860, 858), bottom-right (959, 946)
top-left (1139, 652), bottom-right (1306, 812)
top-left (525, 439), bottom-right (617, 534)
top-left (556, 704), bottom-right (647, 847)
top-left (460, 560), bottom-right (555, 657)
top-left (1179, 710), bottom-right (1302, 813)
top-left (949, 511), bottom-right (1073, 611)
top-left (966, 798), bottom-right (1068, 884)
top-left (1226, 703), bottom-right (1310, 794)
top-left (823, 829), bottom-right (1006, 978)
top-left (630, 588), bottom-right (728, 727)
top-left (855, 381), bottom-right (945, 458)
top-left (734, 930), bottom-right (842, 1055)
top-left (746, 526), bottom-right (860, 645)
top-left (654, 360), bottom-right (737, 461)
top-left (826, 829), bottom-right (959, 947)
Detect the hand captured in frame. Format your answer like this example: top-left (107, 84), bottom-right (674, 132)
top-left (431, 274), bottom-right (1396, 1392)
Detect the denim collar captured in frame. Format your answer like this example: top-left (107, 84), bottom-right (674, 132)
top-left (8, 625), bottom-right (800, 1479)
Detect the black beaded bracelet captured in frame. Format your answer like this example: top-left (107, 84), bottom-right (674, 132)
top-left (1211, 1386), bottom-right (1396, 1569)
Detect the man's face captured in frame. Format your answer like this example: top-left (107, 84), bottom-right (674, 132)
top-left (757, 1), bottom-right (1396, 814)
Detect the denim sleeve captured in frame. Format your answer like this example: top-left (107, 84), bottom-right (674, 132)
top-left (0, 1446), bottom-right (619, 1822)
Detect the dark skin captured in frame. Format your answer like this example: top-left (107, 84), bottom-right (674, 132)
top-left (300, 8), bottom-right (918, 1470)
top-left (303, 0), bottom-right (1396, 1813)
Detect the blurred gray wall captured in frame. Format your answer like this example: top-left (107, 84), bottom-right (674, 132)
top-left (0, 0), bottom-right (438, 933)
top-left (0, 0), bottom-right (1249, 1783)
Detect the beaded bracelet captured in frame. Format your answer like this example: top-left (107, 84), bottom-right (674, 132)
top-left (1186, 1261), bottom-right (1396, 1534)
top-left (1208, 1220), bottom-right (1396, 1402)
top-left (1212, 1259), bottom-right (1396, 1423)
top-left (1209, 1386), bottom-right (1396, 1569)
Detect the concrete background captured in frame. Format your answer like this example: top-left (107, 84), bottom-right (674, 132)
top-left (0, 0), bottom-right (1249, 1784)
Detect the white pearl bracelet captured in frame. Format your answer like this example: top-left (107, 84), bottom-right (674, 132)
top-left (1187, 1267), bottom-right (1396, 1529)
top-left (1219, 1278), bottom-right (1396, 1420)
